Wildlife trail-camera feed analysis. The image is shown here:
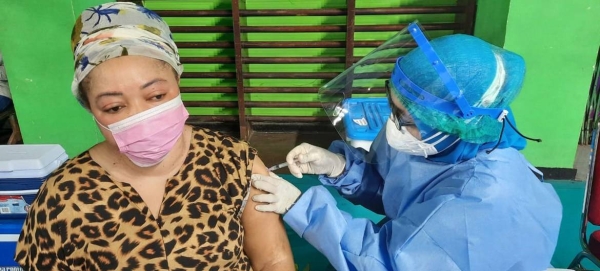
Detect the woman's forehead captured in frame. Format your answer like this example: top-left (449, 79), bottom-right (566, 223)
top-left (87, 56), bottom-right (172, 90)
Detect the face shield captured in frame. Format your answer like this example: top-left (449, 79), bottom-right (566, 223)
top-left (320, 21), bottom-right (525, 162)
top-left (319, 23), bottom-right (418, 162)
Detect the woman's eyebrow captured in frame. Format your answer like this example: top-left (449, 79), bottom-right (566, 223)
top-left (95, 91), bottom-right (122, 103)
top-left (140, 78), bottom-right (167, 90)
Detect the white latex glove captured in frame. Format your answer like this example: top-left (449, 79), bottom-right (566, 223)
top-left (286, 143), bottom-right (346, 178)
top-left (251, 172), bottom-right (301, 214)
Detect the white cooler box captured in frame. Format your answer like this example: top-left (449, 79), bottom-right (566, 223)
top-left (0, 144), bottom-right (67, 269)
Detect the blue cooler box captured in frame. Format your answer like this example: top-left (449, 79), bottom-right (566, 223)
top-left (343, 98), bottom-right (391, 150)
top-left (0, 145), bottom-right (67, 269)
top-left (0, 218), bottom-right (25, 270)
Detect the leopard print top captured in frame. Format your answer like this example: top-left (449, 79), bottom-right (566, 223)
top-left (15, 127), bottom-right (256, 271)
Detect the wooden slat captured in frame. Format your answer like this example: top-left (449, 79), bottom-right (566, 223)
top-left (187, 115), bottom-right (331, 123)
top-left (155, 10), bottom-right (232, 17)
top-left (350, 72), bottom-right (391, 79)
top-left (345, 0), bottom-right (356, 69)
top-left (242, 40), bottom-right (414, 48)
top-left (463, 0), bottom-right (477, 34)
top-left (355, 40), bottom-right (417, 49)
top-left (170, 26), bottom-right (232, 33)
top-left (187, 115), bottom-right (239, 122)
top-left (180, 87), bottom-right (236, 93)
top-left (180, 72), bottom-right (236, 78)
top-left (245, 87), bottom-right (319, 93)
top-left (352, 87), bottom-right (385, 94)
top-left (170, 23), bottom-right (461, 34)
top-left (242, 23), bottom-right (461, 33)
top-left (180, 57), bottom-right (234, 64)
top-left (344, 0), bottom-right (357, 97)
top-left (176, 40), bottom-right (415, 49)
top-left (184, 101), bottom-right (238, 107)
top-left (245, 102), bottom-right (322, 108)
top-left (176, 41), bottom-right (233, 48)
top-left (243, 57), bottom-right (344, 64)
top-left (243, 72), bottom-right (338, 79)
top-left (180, 87), bottom-right (386, 94)
top-left (356, 6), bottom-right (465, 15)
top-left (247, 116), bottom-right (330, 122)
top-left (232, 0), bottom-right (249, 139)
top-left (356, 23), bottom-right (461, 32)
top-left (155, 6), bottom-right (466, 17)
top-left (354, 57), bottom-right (398, 65)
top-left (185, 101), bottom-right (325, 108)
top-left (241, 41), bottom-right (344, 48)
top-left (267, 40), bottom-right (412, 48)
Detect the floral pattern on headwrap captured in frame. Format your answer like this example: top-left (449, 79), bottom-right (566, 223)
top-left (71, 2), bottom-right (183, 105)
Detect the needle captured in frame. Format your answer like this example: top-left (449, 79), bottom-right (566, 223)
top-left (268, 162), bottom-right (289, 171)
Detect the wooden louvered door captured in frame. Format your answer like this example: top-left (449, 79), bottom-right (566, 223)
top-left (127, 0), bottom-right (477, 140)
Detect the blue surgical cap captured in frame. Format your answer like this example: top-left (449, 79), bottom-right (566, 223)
top-left (393, 34), bottom-right (526, 144)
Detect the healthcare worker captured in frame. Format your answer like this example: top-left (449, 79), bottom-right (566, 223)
top-left (251, 22), bottom-right (563, 271)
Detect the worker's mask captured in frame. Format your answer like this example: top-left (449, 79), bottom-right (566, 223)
top-left (96, 95), bottom-right (189, 167)
top-left (385, 118), bottom-right (458, 157)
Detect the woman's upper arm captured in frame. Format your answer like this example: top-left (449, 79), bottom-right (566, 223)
top-left (242, 156), bottom-right (295, 271)
top-left (15, 181), bottom-right (70, 270)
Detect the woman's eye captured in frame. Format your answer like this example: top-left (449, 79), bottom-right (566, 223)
top-left (152, 94), bottom-right (165, 101)
top-left (104, 106), bottom-right (123, 113)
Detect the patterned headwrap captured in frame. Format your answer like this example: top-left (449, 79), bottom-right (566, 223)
top-left (71, 2), bottom-right (183, 105)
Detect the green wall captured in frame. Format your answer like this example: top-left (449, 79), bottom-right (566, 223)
top-left (502, 0), bottom-right (600, 168)
top-left (0, 0), bottom-right (106, 157)
top-left (474, 0), bottom-right (600, 168)
top-left (2, 0), bottom-right (599, 168)
top-left (473, 0), bottom-right (511, 47)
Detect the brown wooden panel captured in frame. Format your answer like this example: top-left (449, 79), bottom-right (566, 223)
top-left (170, 23), bottom-right (462, 34)
top-left (180, 72), bottom-right (236, 78)
top-left (345, 0), bottom-right (356, 69)
top-left (176, 41), bottom-right (233, 48)
top-left (356, 6), bottom-right (465, 15)
top-left (243, 72), bottom-right (338, 79)
top-left (163, 2), bottom-right (478, 132)
top-left (180, 87), bottom-right (236, 93)
top-left (170, 26), bottom-right (232, 33)
top-left (242, 40), bottom-right (415, 48)
top-left (184, 101), bottom-right (238, 107)
top-left (180, 57), bottom-right (235, 64)
top-left (245, 102), bottom-right (322, 108)
top-left (243, 57), bottom-right (345, 64)
top-left (188, 115), bottom-right (239, 122)
top-left (247, 116), bottom-right (330, 122)
top-left (154, 6), bottom-right (466, 17)
top-left (155, 10), bottom-right (232, 17)
top-left (242, 41), bottom-right (344, 48)
top-left (245, 87), bottom-right (320, 93)
top-left (186, 115), bottom-right (331, 123)
top-left (231, 0), bottom-right (249, 139)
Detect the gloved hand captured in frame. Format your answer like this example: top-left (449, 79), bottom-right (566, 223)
top-left (286, 143), bottom-right (346, 178)
top-left (251, 172), bottom-right (301, 214)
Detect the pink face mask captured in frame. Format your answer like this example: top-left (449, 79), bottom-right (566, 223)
top-left (97, 95), bottom-right (189, 167)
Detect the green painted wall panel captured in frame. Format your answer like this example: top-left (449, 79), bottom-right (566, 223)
top-left (473, 0), bottom-right (510, 47)
top-left (0, 0), bottom-right (109, 157)
top-left (502, 0), bottom-right (600, 168)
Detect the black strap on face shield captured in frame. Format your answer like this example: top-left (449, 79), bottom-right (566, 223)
top-left (486, 118), bottom-right (542, 154)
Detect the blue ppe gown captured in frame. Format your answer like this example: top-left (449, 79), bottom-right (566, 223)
top-left (283, 128), bottom-right (562, 271)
